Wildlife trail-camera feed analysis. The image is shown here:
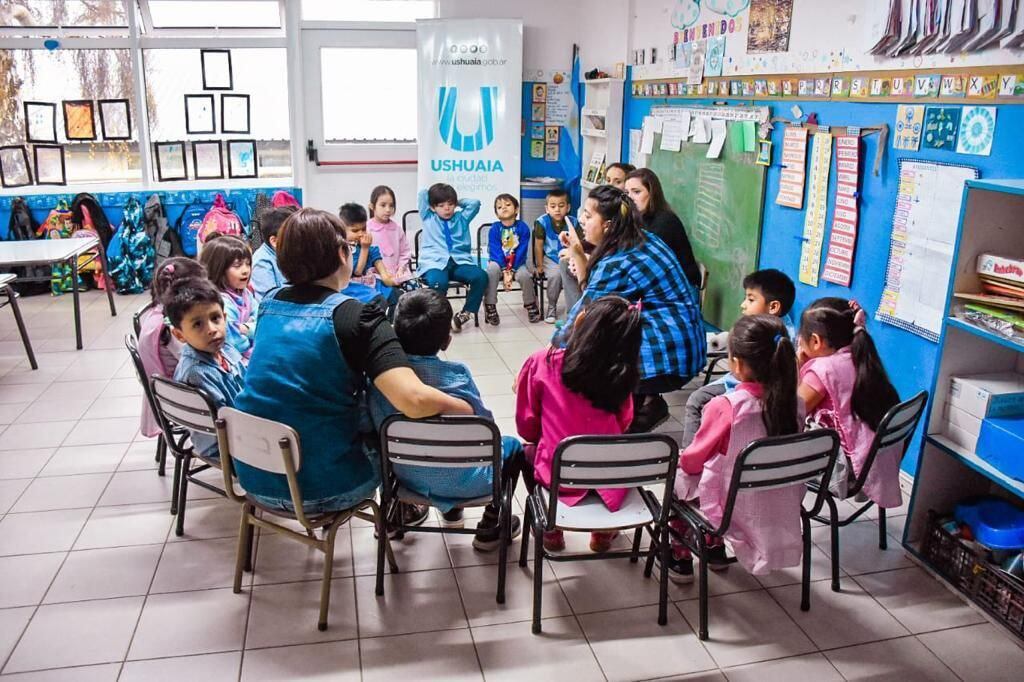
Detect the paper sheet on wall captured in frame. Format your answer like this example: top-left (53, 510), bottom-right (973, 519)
top-left (542, 70), bottom-right (574, 127)
top-left (640, 116), bottom-right (657, 154)
top-left (776, 125), bottom-right (808, 209)
top-left (691, 117), bottom-right (711, 143)
top-left (706, 119), bottom-right (727, 159)
top-left (798, 132), bottom-right (833, 286)
top-left (660, 119), bottom-right (686, 152)
top-left (629, 128), bottom-right (643, 167)
top-left (688, 39), bottom-right (707, 85)
top-left (877, 160), bottom-right (979, 341)
top-left (821, 135), bottom-right (861, 287)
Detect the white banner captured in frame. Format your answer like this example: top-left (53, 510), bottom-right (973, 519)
top-left (417, 18), bottom-right (523, 225)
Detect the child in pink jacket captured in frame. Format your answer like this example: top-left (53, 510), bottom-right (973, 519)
top-left (515, 296), bottom-right (642, 554)
top-left (367, 185), bottom-right (415, 287)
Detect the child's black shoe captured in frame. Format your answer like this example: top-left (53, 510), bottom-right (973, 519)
top-left (452, 310), bottom-right (472, 332)
top-left (525, 302), bottom-right (542, 323)
top-left (655, 553), bottom-right (695, 584)
top-left (485, 304), bottom-right (500, 326)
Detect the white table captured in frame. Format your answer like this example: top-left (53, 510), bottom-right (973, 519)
top-left (0, 238), bottom-right (117, 350)
top-left (0, 273), bottom-right (37, 370)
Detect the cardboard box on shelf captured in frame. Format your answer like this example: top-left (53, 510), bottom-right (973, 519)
top-left (949, 373), bottom-right (1024, 420)
top-left (978, 253), bottom-right (1024, 286)
top-left (942, 402), bottom-right (983, 451)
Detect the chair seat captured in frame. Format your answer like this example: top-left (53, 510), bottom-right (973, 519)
top-left (539, 487), bottom-right (654, 531)
top-left (396, 484), bottom-right (492, 510)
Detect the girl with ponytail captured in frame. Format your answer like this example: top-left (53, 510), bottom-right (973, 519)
top-left (665, 314), bottom-right (803, 582)
top-left (797, 297), bottom-right (902, 508)
top-left (516, 295), bottom-right (644, 554)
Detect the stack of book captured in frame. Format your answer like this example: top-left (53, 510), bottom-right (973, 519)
top-left (955, 254), bottom-right (1024, 341)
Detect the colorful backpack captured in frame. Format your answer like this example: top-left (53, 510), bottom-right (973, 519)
top-left (70, 193), bottom-right (114, 248)
top-left (175, 200), bottom-right (209, 257)
top-left (107, 197), bottom-right (155, 294)
top-left (2, 197), bottom-right (49, 295)
top-left (143, 194), bottom-right (185, 267)
top-left (36, 200), bottom-right (79, 295)
top-left (197, 194), bottom-right (244, 255)
top-left (246, 191), bottom-right (270, 251)
top-left (271, 190), bottom-right (300, 208)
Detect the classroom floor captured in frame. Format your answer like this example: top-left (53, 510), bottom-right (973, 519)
top-left (0, 289), bottom-right (1022, 681)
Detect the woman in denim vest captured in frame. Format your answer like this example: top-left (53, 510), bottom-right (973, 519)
top-left (234, 208), bottom-right (472, 513)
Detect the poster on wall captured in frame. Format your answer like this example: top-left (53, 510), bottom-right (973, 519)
top-left (416, 18), bottom-right (523, 226)
top-left (184, 94), bottom-right (216, 135)
top-left (0, 145), bottom-right (32, 188)
top-left (201, 49), bottom-right (233, 90)
top-left (775, 125), bottom-right (807, 209)
top-left (922, 107), bottom-right (961, 151)
top-left (703, 36), bottom-right (726, 78)
top-left (799, 132), bottom-right (833, 286)
top-left (192, 141), bottom-right (224, 179)
top-left (747, 0), bottom-right (794, 53)
top-left (956, 106), bottom-right (996, 156)
top-left (62, 100), bottom-right (96, 141)
top-left (820, 135), bottom-right (861, 287)
top-left (23, 102), bottom-right (57, 143)
top-left (227, 139), bottom-right (258, 178)
top-left (877, 160), bottom-right (978, 341)
top-left (154, 142), bottom-right (187, 181)
top-left (98, 99), bottom-right (131, 140)
top-left (33, 144), bottom-right (66, 186)
top-left (540, 70), bottom-right (573, 128)
top-left (893, 105), bottom-right (924, 151)
top-left (220, 94), bottom-right (250, 135)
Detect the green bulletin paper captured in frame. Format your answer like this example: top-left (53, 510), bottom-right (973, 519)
top-left (742, 121), bottom-right (757, 153)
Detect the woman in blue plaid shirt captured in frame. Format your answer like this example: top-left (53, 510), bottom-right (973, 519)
top-left (561, 184), bottom-right (706, 432)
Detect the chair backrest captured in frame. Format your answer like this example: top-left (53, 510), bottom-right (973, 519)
top-left (547, 433), bottom-right (679, 524)
top-left (132, 299), bottom-right (158, 338)
top-left (851, 390), bottom-right (928, 494)
top-left (401, 209), bottom-right (419, 235)
top-left (124, 333), bottom-right (161, 420)
top-left (719, 429), bottom-right (840, 532)
top-left (380, 414), bottom-right (502, 502)
top-left (697, 262), bottom-right (709, 310)
top-left (150, 375), bottom-right (219, 440)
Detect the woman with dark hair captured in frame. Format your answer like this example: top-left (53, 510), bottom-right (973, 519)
top-left (624, 168), bottom-right (701, 288)
top-left (561, 185), bottom-right (706, 432)
top-left (233, 208), bottom-right (472, 516)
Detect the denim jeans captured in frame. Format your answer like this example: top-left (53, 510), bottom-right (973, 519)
top-left (421, 258), bottom-right (488, 314)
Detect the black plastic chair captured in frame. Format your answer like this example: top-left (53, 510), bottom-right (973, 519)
top-left (473, 222), bottom-right (546, 314)
top-left (131, 299), bottom-right (158, 338)
top-left (378, 415), bottom-right (512, 601)
top-left (520, 433), bottom-right (679, 634)
top-left (124, 334), bottom-right (173, 479)
top-left (653, 428), bottom-right (840, 640)
top-left (412, 229), bottom-right (479, 328)
top-left (808, 391), bottom-right (928, 591)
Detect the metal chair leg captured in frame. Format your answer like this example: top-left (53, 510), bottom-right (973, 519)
top-left (175, 454), bottom-right (191, 536)
top-left (800, 513), bottom-right (812, 611)
top-left (824, 494), bottom-right (841, 592)
top-left (644, 526), bottom-right (659, 578)
top-left (318, 524), bottom-right (339, 631)
top-left (169, 452), bottom-right (183, 516)
top-left (658, 523), bottom-right (670, 626)
top-left (496, 497), bottom-right (509, 604)
top-left (243, 518), bottom-right (255, 572)
top-left (156, 435), bottom-right (167, 477)
top-left (878, 507), bottom-right (888, 550)
top-left (532, 516), bottom-right (545, 635)
top-left (697, 532), bottom-right (710, 641)
top-left (375, 500), bottom-right (387, 596)
top-left (5, 286), bottom-right (37, 370)
top-left (232, 505), bottom-right (250, 593)
top-left (519, 500), bottom-right (532, 567)
top-left (630, 527), bottom-right (643, 563)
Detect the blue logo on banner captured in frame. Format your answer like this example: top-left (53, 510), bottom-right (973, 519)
top-left (438, 86), bottom-right (497, 152)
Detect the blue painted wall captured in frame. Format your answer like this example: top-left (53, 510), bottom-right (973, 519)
top-left (623, 79), bottom-right (1024, 473)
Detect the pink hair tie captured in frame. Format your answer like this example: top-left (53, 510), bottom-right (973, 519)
top-left (629, 298), bottom-right (643, 314)
top-left (165, 263), bottom-right (175, 274)
top-left (848, 299), bottom-right (867, 330)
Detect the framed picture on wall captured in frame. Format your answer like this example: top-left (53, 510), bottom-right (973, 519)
top-left (23, 101), bottom-right (57, 143)
top-left (98, 99), bottom-right (132, 140)
top-left (154, 141), bottom-right (187, 181)
top-left (192, 141), bottom-right (224, 179)
top-left (226, 139), bottom-right (258, 178)
top-left (62, 100), bottom-right (97, 141)
top-left (33, 144), bottom-right (66, 185)
top-left (184, 94), bottom-right (216, 135)
top-left (220, 94), bottom-right (250, 134)
top-left (201, 49), bottom-right (233, 90)
top-left (0, 145), bottom-right (33, 188)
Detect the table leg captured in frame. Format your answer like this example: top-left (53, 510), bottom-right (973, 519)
top-left (5, 285), bottom-right (37, 370)
top-left (96, 243), bottom-right (117, 317)
top-left (71, 255), bottom-right (83, 350)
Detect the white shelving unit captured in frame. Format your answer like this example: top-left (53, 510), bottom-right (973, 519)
top-left (580, 78), bottom-right (623, 199)
top-left (903, 178), bottom-right (1024, 641)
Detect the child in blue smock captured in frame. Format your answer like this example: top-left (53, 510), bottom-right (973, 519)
top-left (484, 193), bottom-right (536, 325)
top-left (339, 203), bottom-right (401, 316)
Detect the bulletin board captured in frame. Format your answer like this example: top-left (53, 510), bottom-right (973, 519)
top-left (648, 121), bottom-right (766, 331)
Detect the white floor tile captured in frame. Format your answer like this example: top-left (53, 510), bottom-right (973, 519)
top-left (0, 420), bottom-right (75, 450)
top-left (150, 537), bottom-right (248, 594)
top-left (0, 663), bottom-right (121, 681)
top-left (120, 652), bottom-right (242, 681)
top-left (455, 560), bottom-right (569, 627)
top-left (0, 508), bottom-right (92, 555)
top-left (128, 587), bottom-right (248, 660)
top-left (360, 628), bottom-right (483, 682)
top-left (245, 577), bottom-right (358, 649)
top-left (811, 520), bottom-right (913, 576)
top-left (853, 566), bottom-right (985, 634)
top-left (240, 640), bottom-right (360, 682)
top-left (0, 448), bottom-right (53, 479)
top-left (250, 526), bottom-right (354, 584)
top-left (351, 525), bottom-right (452, 576)
top-left (355, 568), bottom-right (469, 638)
top-left (0, 477), bottom-right (31, 514)
top-left (0, 606), bottom-right (35, 665)
top-left (472, 615), bottom-right (604, 682)
top-left (918, 623), bottom-right (1024, 681)
top-left (74, 502), bottom-right (172, 549)
top-left (11, 472), bottom-right (111, 513)
top-left (38, 443), bottom-right (129, 477)
top-left (45, 544), bottom-right (162, 603)
top-left (824, 636), bottom-right (959, 681)
top-left (723, 652), bottom-right (844, 681)
top-left (0, 553), bottom-right (66, 608)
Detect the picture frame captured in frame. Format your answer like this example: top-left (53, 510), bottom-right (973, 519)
top-left (62, 100), bottom-right (97, 141)
top-left (0, 145), bottom-right (33, 188)
top-left (154, 141), bottom-right (188, 181)
top-left (220, 94), bottom-right (251, 135)
top-left (33, 144), bottom-right (66, 186)
top-left (184, 94), bottom-right (216, 135)
top-left (192, 141), bottom-right (224, 180)
top-left (98, 98), bottom-right (132, 140)
top-left (226, 139), bottom-right (258, 179)
top-left (201, 49), bottom-right (233, 90)
top-left (23, 101), bottom-right (57, 143)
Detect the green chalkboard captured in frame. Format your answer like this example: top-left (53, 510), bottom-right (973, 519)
top-left (648, 122), bottom-right (766, 331)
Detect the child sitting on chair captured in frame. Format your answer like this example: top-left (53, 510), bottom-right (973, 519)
top-left (484, 193), bottom-right (536, 325)
top-left (681, 268), bottom-right (797, 449)
top-left (368, 288), bottom-right (524, 551)
top-left (417, 183), bottom-right (487, 332)
top-left (532, 188), bottom-right (579, 323)
top-left (339, 202), bottom-right (401, 313)
top-left (250, 206), bottom-right (295, 299)
top-left (165, 276), bottom-right (246, 460)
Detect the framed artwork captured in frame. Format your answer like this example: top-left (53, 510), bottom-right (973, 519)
top-left (33, 144), bottom-right (66, 185)
top-left (62, 100), bottom-right (97, 140)
top-left (201, 49), bottom-right (233, 90)
top-left (220, 94), bottom-right (250, 134)
top-left (532, 83), bottom-right (547, 103)
top-left (0, 145), bottom-right (33, 188)
top-left (184, 94), bottom-right (216, 134)
top-left (192, 141), bottom-right (224, 179)
top-left (23, 101), bottom-right (57, 143)
top-left (154, 141), bottom-right (187, 181)
top-left (98, 99), bottom-right (132, 140)
top-left (226, 139), bottom-right (258, 178)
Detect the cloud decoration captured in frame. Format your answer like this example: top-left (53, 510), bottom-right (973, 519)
top-left (705, 0), bottom-right (750, 17)
top-left (671, 0), bottom-right (701, 29)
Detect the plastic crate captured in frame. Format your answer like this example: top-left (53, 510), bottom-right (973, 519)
top-left (921, 511), bottom-right (1024, 639)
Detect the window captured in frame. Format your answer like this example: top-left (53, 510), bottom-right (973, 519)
top-left (0, 48), bottom-right (141, 184)
top-left (143, 48), bottom-right (291, 179)
top-left (321, 47), bottom-right (417, 144)
top-left (301, 0), bottom-right (435, 23)
top-left (142, 0), bottom-right (282, 29)
top-left (0, 0), bottom-right (128, 29)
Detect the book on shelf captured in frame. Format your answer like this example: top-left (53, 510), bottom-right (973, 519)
top-left (585, 149), bottom-right (606, 184)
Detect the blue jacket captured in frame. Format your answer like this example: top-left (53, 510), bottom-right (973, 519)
top-left (487, 220), bottom-right (531, 270)
top-left (534, 213), bottom-right (578, 264)
top-left (416, 189), bottom-right (481, 273)
top-left (251, 243), bottom-right (285, 299)
top-left (173, 343), bottom-right (246, 459)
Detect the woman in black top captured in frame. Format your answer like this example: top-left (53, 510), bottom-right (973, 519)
top-left (624, 168), bottom-right (702, 289)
